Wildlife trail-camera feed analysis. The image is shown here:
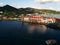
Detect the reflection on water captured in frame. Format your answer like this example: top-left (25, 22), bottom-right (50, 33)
top-left (26, 24), bottom-right (47, 34)
top-left (0, 21), bottom-right (60, 45)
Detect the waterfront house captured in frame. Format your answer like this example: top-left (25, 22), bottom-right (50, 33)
top-left (23, 15), bottom-right (56, 24)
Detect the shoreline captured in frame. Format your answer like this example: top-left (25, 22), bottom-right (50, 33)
top-left (0, 20), bottom-right (60, 30)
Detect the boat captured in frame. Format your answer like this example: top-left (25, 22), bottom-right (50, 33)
top-left (45, 39), bottom-right (56, 45)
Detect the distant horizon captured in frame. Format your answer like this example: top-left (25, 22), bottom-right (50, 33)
top-left (0, 0), bottom-right (60, 11)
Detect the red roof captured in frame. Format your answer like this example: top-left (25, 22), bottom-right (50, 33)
top-left (30, 16), bottom-right (44, 18)
top-left (24, 16), bottom-right (53, 19)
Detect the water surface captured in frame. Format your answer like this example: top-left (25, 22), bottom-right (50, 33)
top-left (0, 20), bottom-right (60, 45)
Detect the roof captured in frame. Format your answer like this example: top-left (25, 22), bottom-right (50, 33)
top-left (30, 16), bottom-right (44, 18)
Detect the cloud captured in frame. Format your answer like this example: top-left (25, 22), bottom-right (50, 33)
top-left (29, 5), bottom-right (57, 11)
top-left (11, 5), bottom-right (21, 8)
top-left (10, 4), bottom-right (21, 8)
top-left (30, 5), bottom-right (54, 9)
top-left (0, 3), bottom-right (4, 6)
top-left (34, 0), bottom-right (60, 3)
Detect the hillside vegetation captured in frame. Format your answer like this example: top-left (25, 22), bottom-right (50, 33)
top-left (0, 5), bottom-right (60, 17)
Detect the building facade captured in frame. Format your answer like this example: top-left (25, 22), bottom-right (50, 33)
top-left (23, 15), bottom-right (56, 24)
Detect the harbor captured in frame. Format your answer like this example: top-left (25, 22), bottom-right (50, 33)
top-left (0, 0), bottom-right (60, 45)
top-left (0, 20), bottom-right (60, 45)
top-left (0, 14), bottom-right (60, 30)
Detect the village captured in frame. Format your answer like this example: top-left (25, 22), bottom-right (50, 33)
top-left (0, 11), bottom-right (60, 28)
top-left (0, 13), bottom-right (56, 24)
top-left (1, 12), bottom-right (60, 30)
top-left (1, 0), bottom-right (60, 45)
top-left (23, 14), bottom-right (56, 24)
top-left (0, 11), bottom-right (55, 21)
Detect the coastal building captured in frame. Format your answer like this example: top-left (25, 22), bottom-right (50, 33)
top-left (23, 16), bottom-right (30, 22)
top-left (23, 15), bottom-right (56, 24)
top-left (2, 16), bottom-right (8, 20)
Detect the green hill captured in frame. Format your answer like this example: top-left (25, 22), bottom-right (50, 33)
top-left (0, 5), bottom-right (60, 17)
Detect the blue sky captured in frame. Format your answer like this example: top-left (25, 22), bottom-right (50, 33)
top-left (0, 0), bottom-right (60, 11)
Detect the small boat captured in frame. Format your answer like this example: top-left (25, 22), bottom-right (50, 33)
top-left (45, 39), bottom-right (56, 45)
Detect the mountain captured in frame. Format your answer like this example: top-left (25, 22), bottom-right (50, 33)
top-left (18, 7), bottom-right (35, 14)
top-left (0, 5), bottom-right (60, 17)
top-left (0, 7), bottom-right (3, 11)
top-left (18, 7), bottom-right (60, 14)
top-left (0, 5), bottom-right (18, 12)
top-left (0, 5), bottom-right (19, 16)
top-left (34, 9), bottom-right (60, 14)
